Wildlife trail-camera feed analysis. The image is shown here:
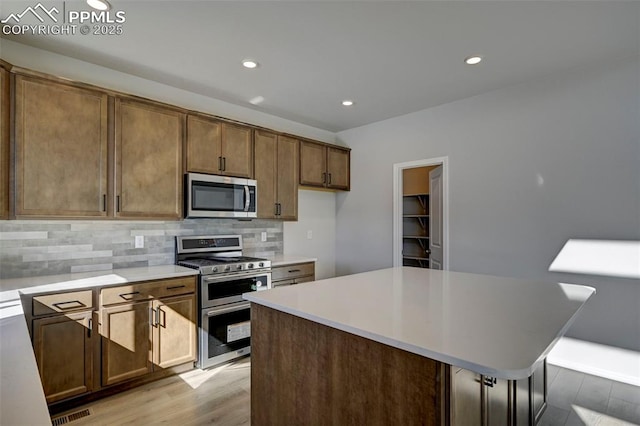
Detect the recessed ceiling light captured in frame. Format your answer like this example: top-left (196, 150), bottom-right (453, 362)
top-left (242, 59), bottom-right (259, 69)
top-left (464, 56), bottom-right (483, 65)
top-left (341, 100), bottom-right (354, 106)
top-left (86, 0), bottom-right (111, 11)
top-left (249, 96), bottom-right (265, 105)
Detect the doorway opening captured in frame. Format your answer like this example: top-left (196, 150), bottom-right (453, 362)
top-left (393, 157), bottom-right (449, 270)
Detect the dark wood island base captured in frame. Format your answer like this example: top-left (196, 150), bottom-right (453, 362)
top-left (251, 303), bottom-right (444, 425)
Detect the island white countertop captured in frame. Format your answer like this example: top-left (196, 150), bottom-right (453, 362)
top-left (0, 265), bottom-right (199, 426)
top-left (244, 267), bottom-right (595, 380)
top-left (269, 255), bottom-right (317, 267)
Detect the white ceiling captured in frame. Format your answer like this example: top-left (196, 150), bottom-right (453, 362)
top-left (1, 1), bottom-right (639, 132)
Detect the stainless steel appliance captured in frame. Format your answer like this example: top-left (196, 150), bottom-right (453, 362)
top-left (176, 235), bottom-right (271, 368)
top-left (185, 173), bottom-right (257, 219)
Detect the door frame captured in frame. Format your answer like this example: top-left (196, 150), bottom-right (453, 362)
top-left (393, 156), bottom-right (449, 269)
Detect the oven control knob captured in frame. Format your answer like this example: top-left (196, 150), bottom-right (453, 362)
top-left (236, 265), bottom-right (242, 270)
top-left (258, 262), bottom-right (264, 267)
top-left (248, 263), bottom-right (254, 269)
top-left (224, 266), bottom-right (230, 272)
top-left (212, 267), bottom-right (218, 273)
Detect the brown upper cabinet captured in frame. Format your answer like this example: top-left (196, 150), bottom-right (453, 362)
top-left (14, 74), bottom-right (109, 218)
top-left (0, 63), bottom-right (10, 220)
top-left (8, 65), bottom-right (351, 220)
top-left (13, 73), bottom-right (184, 220)
top-left (186, 114), bottom-right (253, 178)
top-left (299, 141), bottom-right (350, 191)
top-left (254, 130), bottom-right (298, 220)
top-left (115, 98), bottom-right (184, 220)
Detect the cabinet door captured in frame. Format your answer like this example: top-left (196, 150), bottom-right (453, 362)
top-left (115, 98), bottom-right (184, 219)
top-left (299, 141), bottom-right (326, 187)
top-left (326, 146), bottom-right (350, 190)
top-left (277, 135), bottom-right (299, 220)
top-left (14, 75), bottom-right (108, 217)
top-left (532, 360), bottom-right (547, 423)
top-left (254, 130), bottom-right (278, 219)
top-left (32, 311), bottom-right (93, 403)
top-left (451, 367), bottom-right (483, 426)
top-left (153, 294), bottom-right (197, 369)
top-left (221, 123), bottom-right (253, 178)
top-left (0, 66), bottom-right (9, 219)
top-left (186, 114), bottom-right (222, 174)
top-left (100, 301), bottom-right (152, 386)
top-left (486, 377), bottom-right (511, 426)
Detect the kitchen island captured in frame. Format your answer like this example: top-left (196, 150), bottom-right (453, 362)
top-left (243, 267), bottom-right (595, 425)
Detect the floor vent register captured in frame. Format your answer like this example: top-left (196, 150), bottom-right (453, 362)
top-left (51, 409), bottom-right (91, 425)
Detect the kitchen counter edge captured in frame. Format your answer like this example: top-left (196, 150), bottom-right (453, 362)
top-left (270, 255), bottom-right (317, 267)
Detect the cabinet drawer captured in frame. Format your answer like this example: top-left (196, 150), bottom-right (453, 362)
top-left (271, 262), bottom-right (315, 281)
top-left (101, 277), bottom-right (196, 306)
top-left (273, 279), bottom-right (295, 288)
top-left (33, 290), bottom-right (94, 316)
top-left (295, 275), bottom-right (315, 284)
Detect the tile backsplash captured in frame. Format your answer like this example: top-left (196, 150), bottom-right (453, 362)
top-left (0, 219), bottom-right (283, 279)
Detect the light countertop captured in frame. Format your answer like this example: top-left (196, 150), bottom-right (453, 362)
top-left (0, 265), bottom-right (199, 426)
top-left (244, 267), bottom-right (595, 380)
top-left (270, 255), bottom-right (317, 267)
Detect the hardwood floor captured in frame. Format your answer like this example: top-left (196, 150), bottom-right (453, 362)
top-left (54, 357), bottom-right (250, 426)
top-left (53, 360), bottom-right (639, 426)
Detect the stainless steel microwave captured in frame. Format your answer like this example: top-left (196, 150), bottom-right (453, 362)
top-left (185, 173), bottom-right (257, 218)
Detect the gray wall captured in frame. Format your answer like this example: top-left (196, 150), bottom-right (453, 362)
top-left (0, 219), bottom-right (282, 280)
top-left (335, 55), bottom-right (640, 351)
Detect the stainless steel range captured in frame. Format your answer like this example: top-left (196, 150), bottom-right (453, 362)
top-left (176, 235), bottom-right (271, 369)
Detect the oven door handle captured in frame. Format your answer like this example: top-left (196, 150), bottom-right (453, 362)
top-left (206, 302), bottom-right (251, 317)
top-left (202, 271), bottom-right (270, 284)
top-left (243, 185), bottom-right (250, 212)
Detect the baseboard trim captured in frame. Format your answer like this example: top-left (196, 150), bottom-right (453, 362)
top-left (547, 337), bottom-right (640, 386)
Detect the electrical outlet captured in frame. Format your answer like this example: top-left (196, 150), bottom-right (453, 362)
top-left (134, 235), bottom-right (144, 248)
top-left (307, 230), bottom-right (313, 240)
top-left (261, 232), bottom-right (267, 242)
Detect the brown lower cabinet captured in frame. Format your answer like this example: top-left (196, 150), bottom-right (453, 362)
top-left (100, 301), bottom-right (153, 386)
top-left (27, 276), bottom-right (197, 406)
top-left (271, 261), bottom-right (315, 287)
top-left (32, 311), bottom-right (94, 404)
top-left (100, 293), bottom-right (197, 386)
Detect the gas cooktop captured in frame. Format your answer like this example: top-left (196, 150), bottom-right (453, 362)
top-left (176, 235), bottom-right (271, 276)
